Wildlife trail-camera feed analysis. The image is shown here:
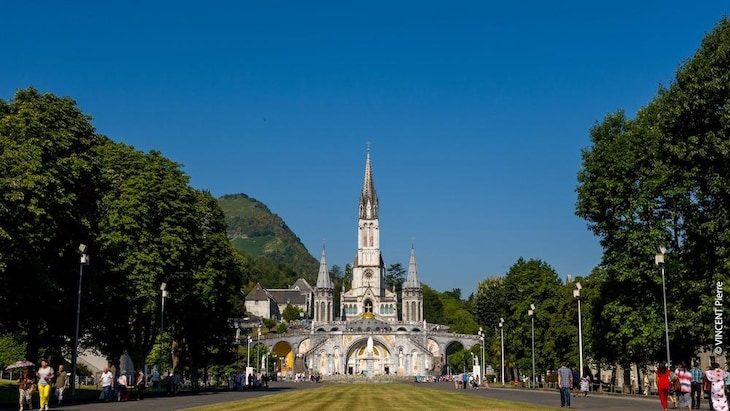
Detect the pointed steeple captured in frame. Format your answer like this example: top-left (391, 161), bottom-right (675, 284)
top-left (359, 146), bottom-right (379, 219)
top-left (315, 245), bottom-right (333, 289)
top-left (403, 244), bottom-right (421, 289)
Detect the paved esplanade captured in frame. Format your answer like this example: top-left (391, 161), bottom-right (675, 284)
top-left (421, 382), bottom-right (660, 410)
top-left (1, 382), bottom-right (661, 410)
top-left (0, 383), bottom-right (317, 411)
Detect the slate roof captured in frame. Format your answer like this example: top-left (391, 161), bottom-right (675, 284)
top-left (291, 278), bottom-right (314, 293)
top-left (269, 289), bottom-right (308, 305)
top-left (245, 283), bottom-right (274, 301)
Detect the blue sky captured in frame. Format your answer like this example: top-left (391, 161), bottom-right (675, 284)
top-left (2, 1), bottom-right (728, 296)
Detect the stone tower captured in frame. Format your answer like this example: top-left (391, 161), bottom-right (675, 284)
top-left (313, 246), bottom-right (334, 322)
top-left (341, 148), bottom-right (398, 321)
top-left (401, 245), bottom-right (423, 322)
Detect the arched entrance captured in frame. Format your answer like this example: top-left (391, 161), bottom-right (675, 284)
top-left (346, 337), bottom-right (392, 376)
top-left (444, 341), bottom-right (465, 375)
top-left (272, 341), bottom-right (294, 378)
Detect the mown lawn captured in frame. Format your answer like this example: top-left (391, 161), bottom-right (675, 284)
top-left (187, 383), bottom-right (562, 411)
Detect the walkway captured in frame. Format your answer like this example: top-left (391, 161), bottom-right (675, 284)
top-left (420, 382), bottom-right (662, 410)
top-left (1, 381), bottom-right (674, 411)
top-left (0, 383), bottom-right (314, 411)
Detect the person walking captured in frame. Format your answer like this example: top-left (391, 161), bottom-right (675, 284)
top-left (705, 362), bottom-right (729, 411)
top-left (580, 374), bottom-right (590, 397)
top-left (644, 372), bottom-right (651, 396)
top-left (656, 362), bottom-right (672, 411)
top-left (703, 366), bottom-right (713, 411)
top-left (690, 361), bottom-right (703, 409)
top-left (99, 366), bottom-right (114, 402)
top-left (674, 361), bottom-right (692, 411)
top-left (670, 371), bottom-right (680, 409)
top-left (557, 362), bottom-right (573, 408)
top-left (135, 369), bottom-right (146, 400)
top-left (17, 368), bottom-right (35, 411)
top-left (117, 371), bottom-right (128, 401)
top-left (54, 364), bottom-right (68, 405)
top-left (36, 359), bottom-right (54, 411)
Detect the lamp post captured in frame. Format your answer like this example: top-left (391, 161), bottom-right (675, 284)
top-left (477, 327), bottom-right (485, 386)
top-left (528, 303), bottom-right (536, 389)
top-left (71, 244), bottom-right (90, 397)
top-left (158, 282), bottom-right (169, 372)
top-left (656, 246), bottom-right (671, 366)
top-left (247, 336), bottom-right (252, 369)
top-left (499, 317), bottom-right (505, 386)
top-left (160, 282), bottom-right (168, 333)
top-left (257, 329), bottom-right (261, 373)
top-left (234, 327), bottom-right (241, 369)
top-left (573, 282), bottom-right (584, 378)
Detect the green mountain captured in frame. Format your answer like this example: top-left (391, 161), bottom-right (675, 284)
top-left (218, 193), bottom-right (319, 284)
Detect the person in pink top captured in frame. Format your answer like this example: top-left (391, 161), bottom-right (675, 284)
top-left (674, 362), bottom-right (692, 411)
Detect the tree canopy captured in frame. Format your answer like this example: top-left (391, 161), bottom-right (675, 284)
top-left (0, 88), bottom-right (246, 377)
top-left (576, 17), bottom-right (730, 366)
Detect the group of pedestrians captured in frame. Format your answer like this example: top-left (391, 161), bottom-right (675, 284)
top-left (655, 361), bottom-right (728, 411)
top-left (98, 366), bottom-right (146, 402)
top-left (16, 359), bottom-right (69, 411)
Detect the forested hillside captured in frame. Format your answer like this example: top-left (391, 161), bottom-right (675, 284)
top-left (218, 193), bottom-right (319, 287)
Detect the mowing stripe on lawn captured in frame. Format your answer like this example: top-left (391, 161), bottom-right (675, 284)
top-left (185, 384), bottom-right (561, 411)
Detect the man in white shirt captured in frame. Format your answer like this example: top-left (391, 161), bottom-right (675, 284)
top-left (99, 367), bottom-right (114, 402)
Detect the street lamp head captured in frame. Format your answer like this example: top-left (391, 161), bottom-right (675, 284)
top-left (655, 245), bottom-right (667, 265)
top-left (78, 244), bottom-right (87, 253)
top-left (530, 303), bottom-right (536, 310)
top-left (160, 282), bottom-right (167, 291)
top-left (575, 282), bottom-right (582, 290)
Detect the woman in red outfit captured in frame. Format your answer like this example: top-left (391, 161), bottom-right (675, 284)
top-left (656, 362), bottom-right (671, 411)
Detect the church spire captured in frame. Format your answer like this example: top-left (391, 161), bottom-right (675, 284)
top-left (315, 245), bottom-right (333, 289)
top-left (403, 244), bottom-right (421, 289)
top-left (359, 145), bottom-right (378, 219)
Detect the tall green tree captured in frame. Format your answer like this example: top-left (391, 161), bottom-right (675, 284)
top-left (576, 17), bottom-right (730, 366)
top-left (502, 259), bottom-right (571, 375)
top-left (0, 88), bottom-right (104, 361)
top-left (92, 142), bottom-right (202, 370)
top-left (386, 263), bottom-right (405, 293)
top-left (473, 277), bottom-right (505, 333)
top-left (0, 88), bottom-right (251, 378)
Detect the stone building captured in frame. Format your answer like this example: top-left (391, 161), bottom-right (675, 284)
top-left (255, 149), bottom-right (479, 378)
top-left (245, 279), bottom-right (313, 320)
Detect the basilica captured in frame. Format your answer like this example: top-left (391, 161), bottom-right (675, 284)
top-left (258, 149), bottom-right (478, 378)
